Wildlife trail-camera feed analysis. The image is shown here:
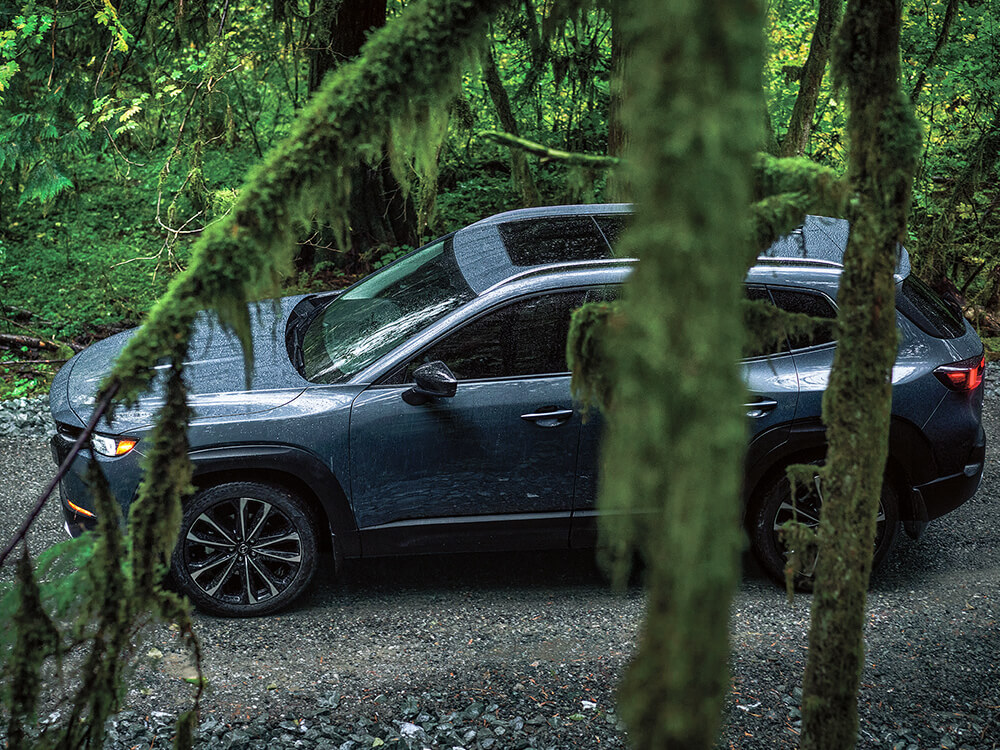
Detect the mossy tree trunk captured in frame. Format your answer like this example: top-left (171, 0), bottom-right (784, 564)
top-left (600, 0), bottom-right (763, 747)
top-left (482, 41), bottom-right (540, 207)
top-left (799, 1), bottom-right (920, 747)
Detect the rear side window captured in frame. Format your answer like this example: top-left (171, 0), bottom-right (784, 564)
top-left (498, 217), bottom-right (611, 266)
top-left (769, 288), bottom-right (838, 350)
top-left (896, 275), bottom-right (966, 339)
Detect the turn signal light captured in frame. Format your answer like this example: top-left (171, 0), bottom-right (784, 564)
top-left (934, 353), bottom-right (985, 391)
top-left (67, 500), bottom-right (96, 518)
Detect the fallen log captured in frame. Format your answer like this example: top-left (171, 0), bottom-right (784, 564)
top-left (0, 332), bottom-right (83, 353)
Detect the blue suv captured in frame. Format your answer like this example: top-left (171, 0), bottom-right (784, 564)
top-left (50, 205), bottom-right (986, 615)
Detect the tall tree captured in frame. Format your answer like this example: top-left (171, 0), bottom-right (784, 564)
top-left (798, 0), bottom-right (920, 746)
top-left (307, 0), bottom-right (417, 262)
top-left (596, 0), bottom-right (763, 748)
top-left (779, 0), bottom-right (843, 157)
top-left (482, 39), bottom-right (540, 206)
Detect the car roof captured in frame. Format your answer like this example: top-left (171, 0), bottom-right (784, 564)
top-left (757, 215), bottom-right (911, 278)
top-left (452, 205), bottom-right (911, 295)
top-left (452, 204), bottom-right (631, 293)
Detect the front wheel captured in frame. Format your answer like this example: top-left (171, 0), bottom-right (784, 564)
top-left (171, 482), bottom-right (319, 617)
top-left (750, 468), bottom-right (899, 591)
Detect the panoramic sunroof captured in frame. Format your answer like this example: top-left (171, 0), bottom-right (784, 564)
top-left (498, 216), bottom-right (613, 267)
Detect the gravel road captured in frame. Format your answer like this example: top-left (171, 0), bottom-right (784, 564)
top-left (0, 385), bottom-right (998, 749)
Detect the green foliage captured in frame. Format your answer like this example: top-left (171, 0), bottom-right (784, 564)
top-left (2, 6), bottom-right (516, 747)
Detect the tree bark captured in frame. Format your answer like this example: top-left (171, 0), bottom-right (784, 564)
top-left (601, 0), bottom-right (764, 748)
top-left (605, 0), bottom-right (630, 200)
top-left (778, 0), bottom-right (842, 157)
top-left (798, 0), bottom-right (920, 747)
top-left (482, 42), bottom-right (540, 207)
top-left (306, 0), bottom-right (416, 266)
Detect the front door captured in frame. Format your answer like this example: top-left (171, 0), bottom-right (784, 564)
top-left (349, 291), bottom-right (588, 555)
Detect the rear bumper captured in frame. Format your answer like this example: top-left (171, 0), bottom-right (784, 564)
top-left (910, 424), bottom-right (985, 524)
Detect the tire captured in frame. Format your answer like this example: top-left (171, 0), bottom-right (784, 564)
top-left (171, 482), bottom-right (319, 617)
top-left (750, 467), bottom-right (899, 591)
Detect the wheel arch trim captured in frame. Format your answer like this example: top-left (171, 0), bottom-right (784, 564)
top-left (744, 416), bottom-right (937, 524)
top-left (187, 444), bottom-right (360, 557)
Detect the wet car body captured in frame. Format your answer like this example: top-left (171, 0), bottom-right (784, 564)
top-left (50, 205), bottom-right (986, 614)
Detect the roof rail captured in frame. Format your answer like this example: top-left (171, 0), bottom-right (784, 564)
top-left (480, 257), bottom-right (636, 295)
top-left (755, 256), bottom-right (843, 269)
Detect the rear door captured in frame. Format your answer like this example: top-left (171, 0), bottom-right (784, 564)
top-left (570, 285), bottom-right (800, 547)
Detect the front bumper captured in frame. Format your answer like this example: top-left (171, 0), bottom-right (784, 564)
top-left (50, 429), bottom-right (142, 536)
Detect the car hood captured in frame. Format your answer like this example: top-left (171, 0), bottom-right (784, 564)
top-left (54, 297), bottom-right (312, 433)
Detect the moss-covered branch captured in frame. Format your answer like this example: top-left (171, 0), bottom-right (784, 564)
top-left (480, 130), bottom-right (622, 168)
top-left (103, 0), bottom-right (510, 407)
top-left (750, 153), bottom-right (849, 254)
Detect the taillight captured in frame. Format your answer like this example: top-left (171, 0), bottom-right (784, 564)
top-left (934, 352), bottom-right (985, 391)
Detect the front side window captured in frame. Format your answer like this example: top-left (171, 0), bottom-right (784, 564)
top-left (299, 237), bottom-right (475, 383)
top-left (405, 291), bottom-right (588, 381)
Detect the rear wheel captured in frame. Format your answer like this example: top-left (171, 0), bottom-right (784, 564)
top-left (172, 482), bottom-right (319, 617)
top-left (750, 468), bottom-right (899, 590)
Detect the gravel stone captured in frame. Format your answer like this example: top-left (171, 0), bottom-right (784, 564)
top-left (1, 367), bottom-right (998, 748)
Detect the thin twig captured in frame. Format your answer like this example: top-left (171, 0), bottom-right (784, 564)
top-left (102, 125), bottom-right (147, 167)
top-left (0, 380), bottom-right (121, 568)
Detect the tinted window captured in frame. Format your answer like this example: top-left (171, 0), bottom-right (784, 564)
top-left (498, 217), bottom-right (611, 266)
top-left (300, 237), bottom-right (474, 383)
top-left (743, 286), bottom-right (786, 357)
top-left (586, 285), bottom-right (621, 303)
top-left (769, 288), bottom-right (837, 349)
top-left (897, 275), bottom-right (966, 339)
top-left (406, 292), bottom-right (587, 380)
top-left (594, 215), bottom-right (630, 251)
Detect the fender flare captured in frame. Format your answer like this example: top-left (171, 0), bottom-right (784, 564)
top-left (187, 444), bottom-right (360, 557)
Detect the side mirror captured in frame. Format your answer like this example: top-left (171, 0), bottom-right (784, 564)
top-left (402, 361), bottom-right (458, 405)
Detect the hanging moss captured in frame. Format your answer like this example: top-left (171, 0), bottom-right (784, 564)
top-left (567, 301), bottom-right (623, 414)
top-left (750, 153), bottom-right (848, 254)
top-left (3, 2), bottom-right (514, 748)
top-left (103, 0), bottom-right (511, 407)
top-left (4, 547), bottom-right (61, 750)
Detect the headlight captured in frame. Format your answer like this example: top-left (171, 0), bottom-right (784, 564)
top-left (90, 434), bottom-right (138, 457)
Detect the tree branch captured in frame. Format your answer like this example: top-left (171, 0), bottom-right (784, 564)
top-left (480, 130), bottom-right (622, 168)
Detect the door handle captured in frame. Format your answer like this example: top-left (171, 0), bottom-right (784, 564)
top-left (744, 398), bottom-right (778, 418)
top-left (521, 407), bottom-right (574, 427)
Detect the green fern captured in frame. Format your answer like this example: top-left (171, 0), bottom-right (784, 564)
top-left (18, 160), bottom-right (74, 205)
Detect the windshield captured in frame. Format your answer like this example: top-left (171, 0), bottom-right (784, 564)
top-left (300, 236), bottom-right (475, 383)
